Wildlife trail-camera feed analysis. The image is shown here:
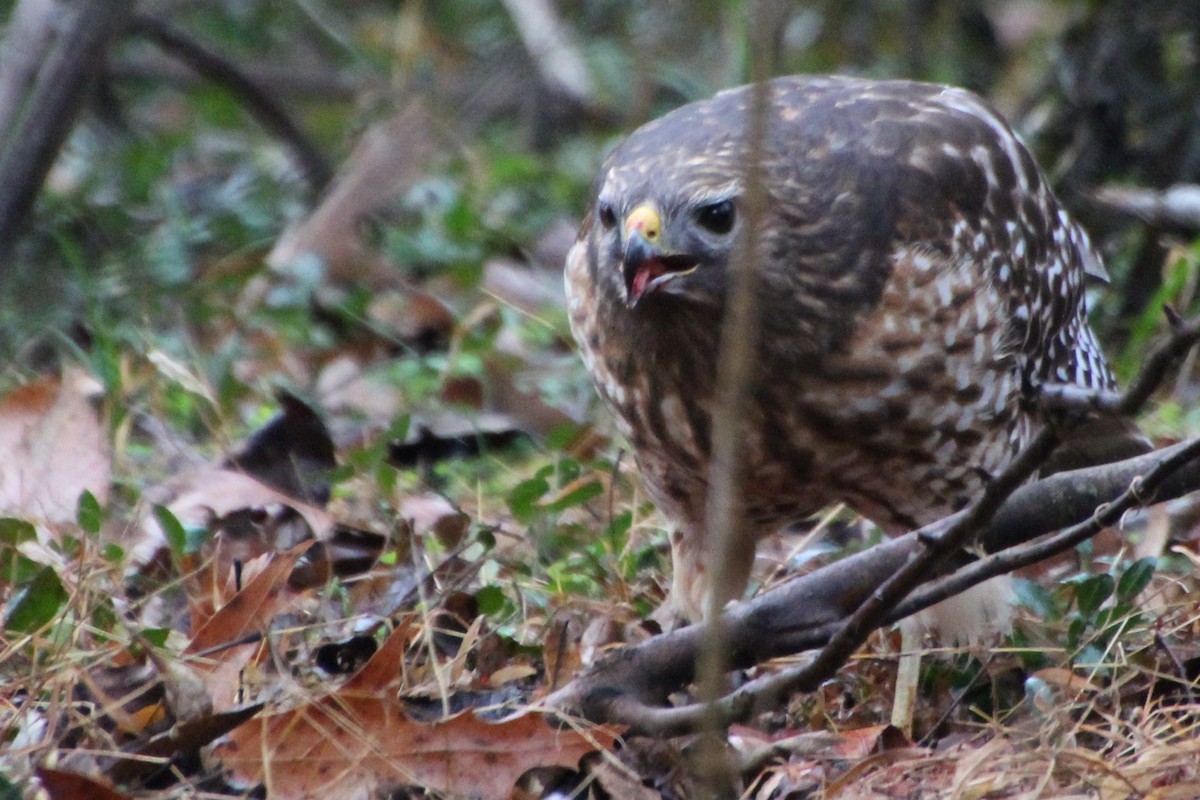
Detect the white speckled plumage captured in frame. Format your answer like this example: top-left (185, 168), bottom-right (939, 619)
top-left (565, 75), bottom-right (1148, 624)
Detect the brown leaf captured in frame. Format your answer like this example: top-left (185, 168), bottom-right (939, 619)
top-left (214, 622), bottom-right (619, 799)
top-left (342, 618), bottom-right (415, 691)
top-left (398, 493), bottom-right (469, 548)
top-left (134, 466), bottom-right (333, 574)
top-left (0, 370), bottom-right (110, 526)
top-left (186, 544), bottom-right (310, 710)
top-left (37, 768), bottom-right (131, 800)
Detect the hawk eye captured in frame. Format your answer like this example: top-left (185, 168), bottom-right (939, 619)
top-left (597, 202), bottom-right (617, 230)
top-left (694, 199), bottom-right (736, 235)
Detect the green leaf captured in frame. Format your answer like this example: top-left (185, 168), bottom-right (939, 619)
top-left (76, 490), bottom-right (103, 535)
top-left (475, 585), bottom-right (506, 616)
top-left (1067, 617), bottom-right (1087, 649)
top-left (544, 480), bottom-right (603, 512)
top-left (555, 458), bottom-right (582, 485)
top-left (4, 566), bottom-right (67, 633)
top-left (1116, 557), bottom-right (1156, 600)
top-left (0, 774), bottom-right (22, 800)
top-left (0, 518), bottom-right (39, 584)
top-left (141, 627), bottom-right (171, 648)
top-left (605, 509), bottom-right (633, 551)
top-left (153, 504), bottom-right (188, 556)
top-left (475, 527), bottom-right (497, 550)
top-left (1073, 574), bottom-right (1114, 618)
top-left (1012, 578), bottom-right (1054, 619)
top-left (507, 476), bottom-right (550, 523)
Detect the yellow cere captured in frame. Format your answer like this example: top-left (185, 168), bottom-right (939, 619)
top-left (624, 204), bottom-right (661, 243)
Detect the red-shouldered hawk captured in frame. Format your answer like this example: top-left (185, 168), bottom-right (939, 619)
top-left (566, 76), bottom-right (1149, 623)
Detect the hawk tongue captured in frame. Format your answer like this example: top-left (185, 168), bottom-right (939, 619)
top-left (625, 253), bottom-right (698, 307)
top-left (630, 259), bottom-right (668, 304)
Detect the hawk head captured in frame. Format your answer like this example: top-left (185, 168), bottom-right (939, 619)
top-left (594, 190), bottom-right (740, 309)
top-left (588, 96), bottom-right (756, 311)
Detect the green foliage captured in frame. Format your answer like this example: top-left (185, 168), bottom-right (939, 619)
top-left (506, 472), bottom-right (552, 524)
top-left (141, 627), bottom-right (172, 648)
top-left (0, 518), bottom-right (39, 586)
top-left (152, 504), bottom-right (193, 557)
top-left (3, 566), bottom-right (68, 634)
top-left (1013, 555), bottom-right (1158, 671)
top-left (75, 490), bottom-right (104, 536)
top-left (1115, 242), bottom-right (1200, 384)
top-left (475, 584), bottom-right (506, 616)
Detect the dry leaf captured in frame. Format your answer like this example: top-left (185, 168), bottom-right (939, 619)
top-left (37, 767), bottom-right (131, 800)
top-left (0, 370), bottom-right (110, 526)
top-left (186, 544), bottom-right (310, 711)
top-left (214, 622), bottom-right (619, 799)
top-left (134, 466), bottom-right (333, 569)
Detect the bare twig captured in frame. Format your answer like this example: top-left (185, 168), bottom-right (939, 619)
top-left (110, 55), bottom-right (368, 102)
top-left (127, 14), bottom-right (333, 196)
top-left (688, 8), bottom-right (779, 793)
top-left (892, 438), bottom-right (1200, 623)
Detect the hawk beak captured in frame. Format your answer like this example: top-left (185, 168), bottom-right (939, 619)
top-left (621, 205), bottom-right (698, 308)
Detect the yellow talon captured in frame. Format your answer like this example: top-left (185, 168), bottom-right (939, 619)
top-left (624, 204), bottom-right (661, 243)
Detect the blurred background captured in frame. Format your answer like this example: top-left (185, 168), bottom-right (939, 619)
top-left (1, 0), bottom-right (1199, 431)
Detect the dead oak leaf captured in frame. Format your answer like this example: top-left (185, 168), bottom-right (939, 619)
top-left (215, 621), bottom-right (620, 800)
top-left (0, 370), bottom-right (109, 526)
top-left (185, 544), bottom-right (310, 711)
top-left (216, 703), bottom-right (617, 800)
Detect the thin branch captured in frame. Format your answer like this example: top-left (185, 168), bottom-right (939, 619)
top-left (127, 15), bottom-right (333, 196)
top-left (893, 437), bottom-right (1200, 621)
top-left (686, 9), bottom-right (780, 792)
top-left (696, 13), bottom-right (772, 697)
top-left (1114, 308), bottom-right (1200, 414)
top-left (110, 55), bottom-right (367, 102)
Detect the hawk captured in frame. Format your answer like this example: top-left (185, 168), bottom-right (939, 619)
top-left (565, 76), bottom-right (1148, 624)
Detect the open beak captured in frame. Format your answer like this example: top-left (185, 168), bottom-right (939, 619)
top-left (620, 204), bottom-right (698, 308)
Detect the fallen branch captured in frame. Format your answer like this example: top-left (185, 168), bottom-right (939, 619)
top-left (547, 312), bottom-right (1200, 733)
